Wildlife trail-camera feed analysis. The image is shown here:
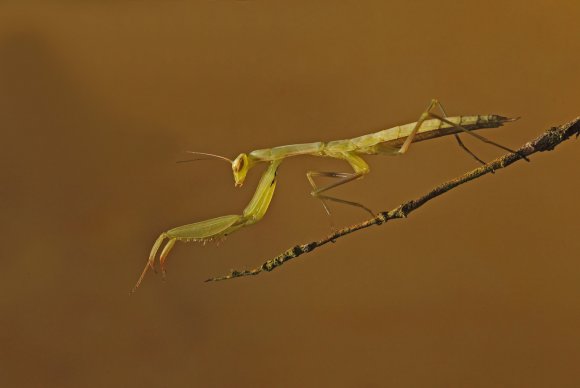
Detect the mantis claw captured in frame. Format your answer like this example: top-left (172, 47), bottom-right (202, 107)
top-left (131, 216), bottom-right (241, 292)
top-left (159, 238), bottom-right (176, 278)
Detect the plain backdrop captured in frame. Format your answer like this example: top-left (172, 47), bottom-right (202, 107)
top-left (1, 1), bottom-right (579, 387)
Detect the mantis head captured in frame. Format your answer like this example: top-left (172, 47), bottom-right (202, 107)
top-left (232, 153), bottom-right (251, 187)
top-left (180, 151), bottom-right (254, 187)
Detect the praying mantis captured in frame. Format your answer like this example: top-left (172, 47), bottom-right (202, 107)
top-left (132, 99), bottom-right (523, 292)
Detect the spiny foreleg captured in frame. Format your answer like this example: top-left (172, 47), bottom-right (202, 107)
top-left (132, 159), bottom-right (282, 292)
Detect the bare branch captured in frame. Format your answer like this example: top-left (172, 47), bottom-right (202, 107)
top-left (206, 117), bottom-right (580, 282)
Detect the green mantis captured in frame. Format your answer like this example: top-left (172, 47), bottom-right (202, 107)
top-left (132, 99), bottom-right (521, 292)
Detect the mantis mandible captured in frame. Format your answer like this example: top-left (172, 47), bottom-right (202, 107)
top-left (132, 99), bottom-right (522, 292)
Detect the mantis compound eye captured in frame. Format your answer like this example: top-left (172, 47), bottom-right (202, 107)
top-left (232, 153), bottom-right (250, 187)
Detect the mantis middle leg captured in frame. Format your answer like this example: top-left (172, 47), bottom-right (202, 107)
top-left (307, 171), bottom-right (374, 216)
top-left (306, 100), bottom-right (454, 216)
top-left (431, 100), bottom-right (491, 166)
top-left (306, 152), bottom-right (375, 217)
top-left (305, 99), bottom-right (524, 217)
top-left (306, 100), bottom-right (450, 217)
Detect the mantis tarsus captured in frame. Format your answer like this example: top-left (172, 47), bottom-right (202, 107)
top-left (132, 99), bottom-right (523, 292)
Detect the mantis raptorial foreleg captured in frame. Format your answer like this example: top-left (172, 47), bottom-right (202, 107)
top-left (132, 159), bottom-right (282, 292)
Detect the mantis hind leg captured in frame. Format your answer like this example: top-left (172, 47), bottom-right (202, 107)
top-left (454, 133), bottom-right (490, 167)
top-left (430, 111), bottom-right (530, 162)
top-left (399, 99), bottom-right (528, 161)
top-left (435, 100), bottom-right (490, 168)
top-left (397, 98), bottom-right (441, 155)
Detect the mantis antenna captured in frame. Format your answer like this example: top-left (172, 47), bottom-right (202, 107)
top-left (176, 151), bottom-right (233, 164)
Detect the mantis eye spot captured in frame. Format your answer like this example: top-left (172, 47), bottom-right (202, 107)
top-left (233, 154), bottom-right (247, 173)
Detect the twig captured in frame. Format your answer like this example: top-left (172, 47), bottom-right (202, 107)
top-left (206, 117), bottom-right (580, 282)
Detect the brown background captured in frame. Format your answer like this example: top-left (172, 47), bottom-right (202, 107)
top-left (1, 1), bottom-right (579, 387)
